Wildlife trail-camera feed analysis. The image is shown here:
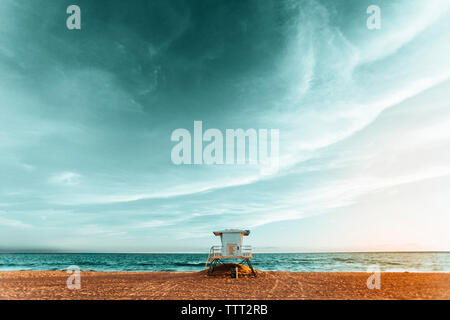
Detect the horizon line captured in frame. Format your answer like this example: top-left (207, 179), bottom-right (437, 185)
top-left (1, 250), bottom-right (449, 254)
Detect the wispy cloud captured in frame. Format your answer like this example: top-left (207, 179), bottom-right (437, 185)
top-left (0, 216), bottom-right (32, 229)
top-left (49, 172), bottom-right (81, 186)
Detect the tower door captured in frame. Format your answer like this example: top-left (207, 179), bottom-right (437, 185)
top-left (227, 243), bottom-right (238, 256)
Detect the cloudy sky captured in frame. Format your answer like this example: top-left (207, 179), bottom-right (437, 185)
top-left (0, 0), bottom-right (449, 252)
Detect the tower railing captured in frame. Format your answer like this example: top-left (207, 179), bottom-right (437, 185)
top-left (241, 245), bottom-right (252, 258)
top-left (206, 245), bottom-right (252, 261)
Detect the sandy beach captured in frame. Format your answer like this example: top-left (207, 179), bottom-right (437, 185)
top-left (1, 271), bottom-right (449, 300)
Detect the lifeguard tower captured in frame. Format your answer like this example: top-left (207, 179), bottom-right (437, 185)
top-left (205, 229), bottom-right (256, 276)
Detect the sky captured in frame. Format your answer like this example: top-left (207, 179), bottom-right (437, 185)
top-left (0, 0), bottom-right (449, 253)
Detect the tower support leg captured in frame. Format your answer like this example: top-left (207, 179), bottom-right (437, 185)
top-left (208, 258), bottom-right (216, 275)
top-left (207, 258), bottom-right (224, 275)
top-left (244, 259), bottom-right (257, 277)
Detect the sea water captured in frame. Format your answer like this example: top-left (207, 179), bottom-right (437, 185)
top-left (0, 252), bottom-right (449, 272)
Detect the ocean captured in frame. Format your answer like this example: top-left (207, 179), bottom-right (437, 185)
top-left (0, 252), bottom-right (449, 272)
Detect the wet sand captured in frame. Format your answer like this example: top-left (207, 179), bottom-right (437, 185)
top-left (1, 271), bottom-right (449, 300)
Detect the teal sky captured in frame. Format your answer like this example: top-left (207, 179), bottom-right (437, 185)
top-left (1, 0), bottom-right (449, 252)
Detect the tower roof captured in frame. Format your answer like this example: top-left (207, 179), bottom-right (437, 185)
top-left (213, 229), bottom-right (250, 236)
